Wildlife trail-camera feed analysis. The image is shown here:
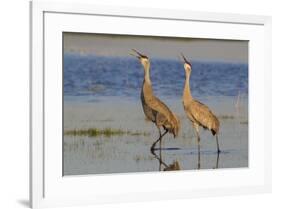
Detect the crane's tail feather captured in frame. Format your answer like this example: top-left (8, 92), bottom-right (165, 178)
top-left (158, 113), bottom-right (181, 138)
top-left (211, 117), bottom-right (220, 136)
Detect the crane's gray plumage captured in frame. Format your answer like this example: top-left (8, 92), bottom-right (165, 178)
top-left (132, 49), bottom-right (180, 151)
top-left (181, 54), bottom-right (220, 153)
top-left (184, 100), bottom-right (219, 135)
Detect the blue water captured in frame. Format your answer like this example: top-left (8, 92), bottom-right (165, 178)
top-left (64, 53), bottom-right (248, 102)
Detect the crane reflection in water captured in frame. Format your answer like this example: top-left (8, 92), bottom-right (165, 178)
top-left (150, 146), bottom-right (220, 171)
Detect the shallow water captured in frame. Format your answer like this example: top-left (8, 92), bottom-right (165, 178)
top-left (63, 97), bottom-right (248, 175)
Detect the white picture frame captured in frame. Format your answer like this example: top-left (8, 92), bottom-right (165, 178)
top-left (30, 1), bottom-right (272, 208)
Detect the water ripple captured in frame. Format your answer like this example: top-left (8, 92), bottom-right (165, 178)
top-left (64, 53), bottom-right (248, 102)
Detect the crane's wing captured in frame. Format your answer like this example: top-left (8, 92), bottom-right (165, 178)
top-left (147, 95), bottom-right (181, 137)
top-left (146, 95), bottom-right (173, 119)
top-left (188, 100), bottom-right (219, 134)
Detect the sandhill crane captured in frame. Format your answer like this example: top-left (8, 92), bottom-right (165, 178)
top-left (131, 49), bottom-right (180, 151)
top-left (180, 54), bottom-right (221, 154)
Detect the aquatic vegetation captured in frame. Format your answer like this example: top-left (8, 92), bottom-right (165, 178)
top-left (64, 127), bottom-right (150, 137)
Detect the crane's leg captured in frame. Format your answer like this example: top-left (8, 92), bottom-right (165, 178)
top-left (151, 127), bottom-right (162, 151)
top-left (160, 129), bottom-right (168, 148)
top-left (193, 124), bottom-right (200, 152)
top-left (159, 127), bottom-right (162, 171)
top-left (193, 123), bottom-right (200, 169)
top-left (159, 144), bottom-right (162, 171)
top-left (159, 129), bottom-right (162, 151)
top-left (215, 151), bottom-right (220, 169)
top-left (151, 127), bottom-right (169, 151)
top-left (197, 149), bottom-right (201, 170)
top-left (216, 134), bottom-right (221, 153)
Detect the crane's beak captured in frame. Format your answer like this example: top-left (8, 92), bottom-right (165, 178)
top-left (180, 53), bottom-right (192, 67)
top-left (129, 53), bottom-right (140, 59)
top-left (130, 49), bottom-right (145, 59)
top-left (180, 53), bottom-right (188, 64)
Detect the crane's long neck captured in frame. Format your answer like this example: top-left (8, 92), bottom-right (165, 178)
top-left (183, 73), bottom-right (193, 104)
top-left (144, 63), bottom-right (151, 85)
top-left (142, 63), bottom-right (153, 98)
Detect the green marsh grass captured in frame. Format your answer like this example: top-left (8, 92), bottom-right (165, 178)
top-left (64, 127), bottom-right (150, 137)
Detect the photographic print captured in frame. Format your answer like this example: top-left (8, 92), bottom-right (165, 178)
top-left (63, 32), bottom-right (248, 175)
